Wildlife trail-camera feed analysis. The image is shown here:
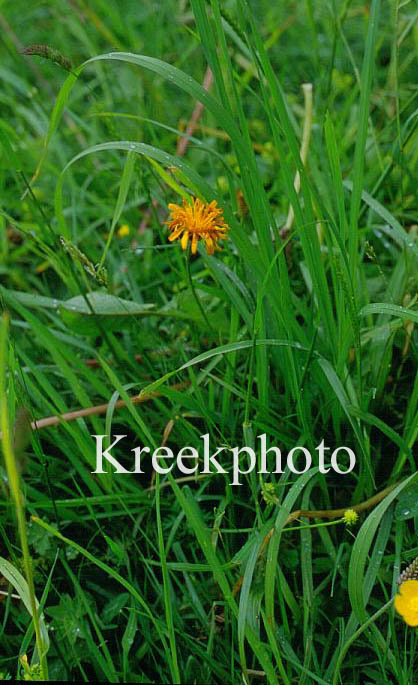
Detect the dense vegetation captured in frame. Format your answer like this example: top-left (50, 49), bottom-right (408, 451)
top-left (0, 1), bottom-right (417, 682)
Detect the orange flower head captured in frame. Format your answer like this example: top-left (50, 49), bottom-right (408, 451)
top-left (166, 197), bottom-right (229, 256)
top-left (395, 580), bottom-right (418, 626)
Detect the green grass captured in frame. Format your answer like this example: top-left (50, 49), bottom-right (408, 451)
top-left (0, 0), bottom-right (417, 682)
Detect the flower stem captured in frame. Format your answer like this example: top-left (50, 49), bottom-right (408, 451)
top-left (185, 245), bottom-right (214, 333)
top-left (0, 313), bottom-right (48, 680)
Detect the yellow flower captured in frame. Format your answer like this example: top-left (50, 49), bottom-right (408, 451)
top-left (395, 580), bottom-right (418, 626)
top-left (165, 197), bottom-right (229, 256)
top-left (343, 509), bottom-right (358, 526)
top-left (117, 224), bottom-right (130, 238)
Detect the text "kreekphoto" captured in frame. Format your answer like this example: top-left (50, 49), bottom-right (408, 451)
top-left (92, 434), bottom-right (356, 486)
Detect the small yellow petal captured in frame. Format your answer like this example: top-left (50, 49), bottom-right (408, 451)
top-left (205, 238), bottom-right (215, 255)
top-left (169, 228), bottom-right (183, 241)
top-left (117, 224), bottom-right (130, 238)
top-left (395, 594), bottom-right (413, 614)
top-left (401, 611), bottom-right (418, 627)
top-left (181, 231), bottom-right (189, 251)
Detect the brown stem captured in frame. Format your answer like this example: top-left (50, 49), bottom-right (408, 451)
top-left (131, 66), bottom-right (213, 244)
top-left (0, 383), bottom-right (188, 438)
top-left (176, 67), bottom-right (213, 157)
top-left (286, 483), bottom-right (398, 524)
top-left (232, 482), bottom-right (399, 595)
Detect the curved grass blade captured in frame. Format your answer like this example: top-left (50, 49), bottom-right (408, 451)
top-left (139, 339), bottom-right (310, 397)
top-left (359, 302), bottom-right (418, 324)
top-left (168, 486), bottom-right (278, 684)
top-left (0, 557), bottom-right (50, 655)
top-left (30, 51), bottom-right (245, 193)
top-left (264, 469), bottom-right (320, 634)
top-left (348, 0), bottom-right (381, 278)
top-left (344, 180), bottom-right (418, 261)
top-left (54, 140), bottom-right (214, 237)
top-left (348, 473), bottom-right (418, 624)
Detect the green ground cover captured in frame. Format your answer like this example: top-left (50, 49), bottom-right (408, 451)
top-left (0, 0), bottom-right (417, 682)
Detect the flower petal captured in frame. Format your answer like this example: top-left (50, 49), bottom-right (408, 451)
top-left (401, 611), bottom-right (418, 627)
top-left (204, 237), bottom-right (215, 255)
top-left (169, 228), bottom-right (183, 241)
top-left (181, 231), bottom-right (189, 251)
top-left (395, 594), bottom-right (413, 614)
top-left (399, 580), bottom-right (418, 598)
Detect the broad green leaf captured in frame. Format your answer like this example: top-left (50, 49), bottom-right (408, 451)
top-left (59, 292), bottom-right (155, 334)
top-left (1, 288), bottom-right (62, 310)
top-left (61, 292), bottom-right (155, 316)
top-left (59, 291), bottom-right (229, 335)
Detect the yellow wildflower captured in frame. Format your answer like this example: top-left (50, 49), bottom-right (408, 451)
top-left (343, 509), bottom-right (358, 526)
top-left (395, 580), bottom-right (418, 626)
top-left (165, 197), bottom-right (229, 256)
top-left (117, 224), bottom-right (130, 238)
